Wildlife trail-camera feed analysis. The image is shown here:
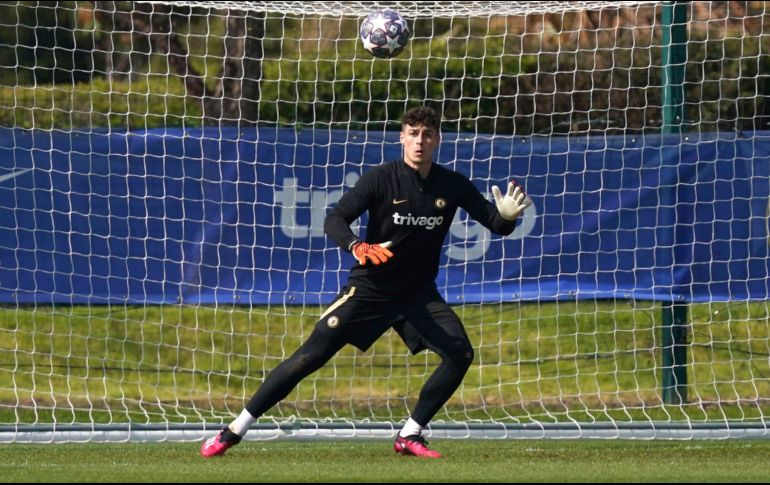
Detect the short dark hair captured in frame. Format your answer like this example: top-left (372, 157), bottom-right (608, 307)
top-left (402, 106), bottom-right (441, 132)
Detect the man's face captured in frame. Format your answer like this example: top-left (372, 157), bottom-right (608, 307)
top-left (400, 123), bottom-right (440, 167)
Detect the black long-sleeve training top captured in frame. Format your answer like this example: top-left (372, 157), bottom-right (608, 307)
top-left (324, 159), bottom-right (518, 297)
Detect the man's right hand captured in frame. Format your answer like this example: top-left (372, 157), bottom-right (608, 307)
top-left (352, 241), bottom-right (394, 266)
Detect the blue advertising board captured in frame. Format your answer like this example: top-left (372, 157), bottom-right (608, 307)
top-left (0, 127), bottom-right (768, 304)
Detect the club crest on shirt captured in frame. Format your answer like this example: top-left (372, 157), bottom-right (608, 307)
top-left (434, 198), bottom-right (447, 209)
top-left (327, 316), bottom-right (340, 328)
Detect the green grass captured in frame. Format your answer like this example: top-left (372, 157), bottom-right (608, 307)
top-left (2, 439), bottom-right (770, 482)
top-left (2, 301), bottom-right (770, 427)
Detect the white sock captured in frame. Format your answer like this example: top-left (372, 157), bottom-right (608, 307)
top-left (228, 409), bottom-right (256, 437)
top-left (398, 417), bottom-right (423, 438)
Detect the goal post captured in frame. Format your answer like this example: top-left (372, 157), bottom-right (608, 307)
top-left (2, 0), bottom-right (770, 442)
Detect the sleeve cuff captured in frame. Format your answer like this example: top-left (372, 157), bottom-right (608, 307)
top-left (345, 238), bottom-right (361, 252)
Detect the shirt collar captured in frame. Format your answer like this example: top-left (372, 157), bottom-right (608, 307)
top-left (399, 159), bottom-right (434, 180)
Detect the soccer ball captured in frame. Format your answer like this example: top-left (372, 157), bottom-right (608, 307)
top-left (360, 9), bottom-right (410, 58)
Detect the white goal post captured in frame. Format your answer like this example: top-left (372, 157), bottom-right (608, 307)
top-left (2, 0), bottom-right (770, 442)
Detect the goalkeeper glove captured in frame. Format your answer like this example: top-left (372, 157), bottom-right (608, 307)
top-left (492, 180), bottom-right (531, 221)
top-left (351, 241), bottom-right (393, 266)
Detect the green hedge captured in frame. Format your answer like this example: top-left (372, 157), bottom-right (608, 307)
top-left (0, 34), bottom-right (541, 132)
top-left (0, 76), bottom-right (203, 130)
top-left (0, 32), bottom-right (766, 134)
top-left (258, 35), bottom-right (538, 133)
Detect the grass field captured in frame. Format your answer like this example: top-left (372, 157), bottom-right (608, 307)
top-left (2, 439), bottom-right (770, 482)
top-left (3, 302), bottom-right (770, 482)
top-left (3, 301), bottom-right (770, 426)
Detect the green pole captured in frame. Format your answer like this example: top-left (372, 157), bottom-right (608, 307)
top-left (660, 1), bottom-right (689, 405)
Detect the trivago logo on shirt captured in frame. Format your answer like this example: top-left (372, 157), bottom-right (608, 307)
top-left (392, 212), bottom-right (444, 230)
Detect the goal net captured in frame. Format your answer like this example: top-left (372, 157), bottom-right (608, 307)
top-left (2, 0), bottom-right (770, 441)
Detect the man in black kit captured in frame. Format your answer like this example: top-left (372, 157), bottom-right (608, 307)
top-left (201, 106), bottom-right (531, 459)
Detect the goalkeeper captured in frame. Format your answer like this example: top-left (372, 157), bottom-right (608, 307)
top-left (201, 106), bottom-right (531, 459)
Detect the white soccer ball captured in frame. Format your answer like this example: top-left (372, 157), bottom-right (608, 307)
top-left (359, 9), bottom-right (411, 58)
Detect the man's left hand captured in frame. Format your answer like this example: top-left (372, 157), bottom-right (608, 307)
top-left (492, 181), bottom-right (531, 221)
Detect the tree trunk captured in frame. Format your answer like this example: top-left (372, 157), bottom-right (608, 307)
top-left (206, 11), bottom-right (264, 126)
top-left (241, 11), bottom-right (264, 125)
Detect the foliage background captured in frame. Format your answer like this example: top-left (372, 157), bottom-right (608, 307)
top-left (1, 1), bottom-right (769, 134)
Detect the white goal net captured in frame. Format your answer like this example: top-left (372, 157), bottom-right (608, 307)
top-left (2, 0), bottom-right (770, 442)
